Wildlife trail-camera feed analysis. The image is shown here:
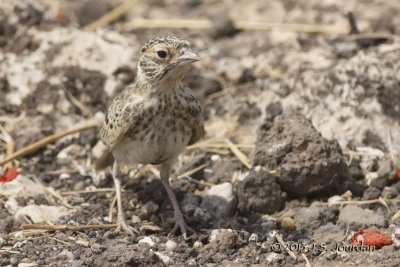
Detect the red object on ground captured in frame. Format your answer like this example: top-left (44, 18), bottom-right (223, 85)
top-left (0, 168), bottom-right (20, 183)
top-left (352, 229), bottom-right (393, 248)
top-left (396, 169), bottom-right (400, 179)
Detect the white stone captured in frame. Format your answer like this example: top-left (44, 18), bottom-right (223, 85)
top-left (201, 182), bottom-right (236, 219)
top-left (138, 236), bottom-right (155, 247)
top-left (166, 240), bottom-right (178, 252)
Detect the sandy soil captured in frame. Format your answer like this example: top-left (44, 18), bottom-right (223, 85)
top-left (1, 0), bottom-right (400, 266)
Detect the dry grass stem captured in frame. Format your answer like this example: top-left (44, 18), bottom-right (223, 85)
top-left (177, 163), bottom-right (207, 179)
top-left (275, 234), bottom-right (297, 261)
top-left (323, 197), bottom-right (390, 212)
top-left (123, 19), bottom-right (349, 34)
top-left (21, 224), bottom-right (117, 231)
top-left (84, 0), bottom-right (139, 31)
top-left (301, 253), bottom-right (312, 267)
top-left (0, 122), bottom-right (99, 166)
top-left (225, 139), bottom-right (251, 169)
top-left (60, 188), bottom-right (117, 195)
top-left (108, 194), bottom-right (117, 223)
top-left (0, 124), bottom-right (15, 170)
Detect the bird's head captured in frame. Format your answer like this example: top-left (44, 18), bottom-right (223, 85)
top-left (137, 36), bottom-right (199, 90)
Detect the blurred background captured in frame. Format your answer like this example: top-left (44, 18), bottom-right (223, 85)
top-left (1, 0), bottom-right (400, 266)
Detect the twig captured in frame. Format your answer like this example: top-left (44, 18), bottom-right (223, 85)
top-left (0, 122), bottom-right (99, 166)
top-left (301, 253), bottom-right (312, 267)
top-left (0, 125), bottom-right (15, 170)
top-left (322, 198), bottom-right (390, 212)
top-left (177, 163), bottom-right (207, 179)
top-left (108, 194), bottom-right (117, 223)
top-left (392, 210), bottom-right (400, 221)
top-left (63, 89), bottom-right (93, 118)
top-left (275, 234), bottom-right (297, 261)
top-left (61, 188), bottom-right (116, 195)
top-left (123, 19), bottom-right (349, 34)
top-left (84, 0), bottom-right (139, 31)
top-left (43, 186), bottom-right (73, 209)
top-left (21, 224), bottom-right (117, 231)
top-left (225, 139), bottom-right (251, 169)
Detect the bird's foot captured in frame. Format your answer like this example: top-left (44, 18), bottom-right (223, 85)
top-left (168, 214), bottom-right (195, 240)
top-left (115, 217), bottom-right (139, 237)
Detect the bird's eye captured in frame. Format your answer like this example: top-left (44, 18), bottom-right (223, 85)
top-left (157, 50), bottom-right (167, 58)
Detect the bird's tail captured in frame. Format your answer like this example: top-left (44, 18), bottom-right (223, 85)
top-left (94, 150), bottom-right (114, 172)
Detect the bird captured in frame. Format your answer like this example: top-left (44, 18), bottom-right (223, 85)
top-left (94, 36), bottom-right (205, 239)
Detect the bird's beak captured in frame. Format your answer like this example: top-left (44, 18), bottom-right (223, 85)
top-left (176, 48), bottom-right (199, 67)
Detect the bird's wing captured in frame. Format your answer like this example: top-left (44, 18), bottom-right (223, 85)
top-left (189, 116), bottom-right (205, 145)
top-left (100, 89), bottom-right (142, 150)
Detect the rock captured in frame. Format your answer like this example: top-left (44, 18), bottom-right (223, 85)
top-left (201, 182), bottom-right (236, 219)
top-left (138, 236), bottom-right (155, 247)
top-left (73, 181), bottom-right (85, 191)
top-left (131, 215), bottom-right (141, 224)
top-left (253, 114), bottom-right (349, 197)
top-left (193, 241), bottom-right (203, 249)
top-left (153, 251), bottom-right (171, 265)
top-left (362, 186), bottom-right (381, 200)
top-left (381, 185), bottom-right (399, 199)
top-left (15, 205), bottom-right (70, 223)
top-left (338, 205), bottom-right (386, 228)
top-left (236, 170), bottom-right (286, 215)
top-left (265, 102), bottom-right (283, 121)
top-left (166, 240), bottom-right (178, 252)
top-left (208, 229), bottom-right (238, 251)
top-left (294, 205), bottom-right (337, 231)
top-left (180, 193), bottom-right (200, 215)
top-left (281, 217), bottom-right (295, 230)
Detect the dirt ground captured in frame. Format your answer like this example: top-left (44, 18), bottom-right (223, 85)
top-left (1, 0), bottom-right (400, 266)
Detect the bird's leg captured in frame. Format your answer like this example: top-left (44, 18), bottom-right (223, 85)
top-left (160, 161), bottom-right (194, 239)
top-left (112, 161), bottom-right (138, 237)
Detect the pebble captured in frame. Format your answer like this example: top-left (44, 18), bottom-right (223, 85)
top-left (153, 251), bottom-right (171, 265)
top-left (138, 236), bottom-right (155, 247)
top-left (131, 215), bottom-right (141, 223)
top-left (166, 239), bottom-right (178, 252)
top-left (193, 241), bottom-right (203, 249)
top-left (73, 181), bottom-right (85, 191)
top-left (201, 182), bottom-right (236, 219)
top-left (281, 217), bottom-right (295, 230)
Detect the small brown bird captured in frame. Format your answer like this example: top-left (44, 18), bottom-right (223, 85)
top-left (95, 36), bottom-right (204, 238)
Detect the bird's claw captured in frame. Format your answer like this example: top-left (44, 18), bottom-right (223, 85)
top-left (115, 218), bottom-right (139, 237)
top-left (168, 215), bottom-right (195, 240)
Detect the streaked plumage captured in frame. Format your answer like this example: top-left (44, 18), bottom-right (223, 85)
top-left (95, 36), bottom-right (204, 238)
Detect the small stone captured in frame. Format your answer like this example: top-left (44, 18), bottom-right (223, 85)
top-left (338, 205), bottom-right (386, 228)
top-left (180, 193), bottom-right (199, 214)
top-left (131, 215), bottom-right (141, 224)
top-left (249, 233), bottom-right (258, 242)
top-left (166, 239), bottom-right (178, 252)
top-left (73, 181), bottom-right (85, 191)
top-left (363, 187), bottom-right (381, 200)
top-left (193, 241), bottom-right (203, 249)
top-left (237, 170), bottom-right (286, 215)
top-left (328, 195), bottom-right (344, 203)
top-left (138, 236), bottom-right (155, 247)
top-left (281, 217), bottom-right (295, 230)
top-left (266, 253), bottom-right (282, 263)
top-left (140, 201), bottom-right (159, 215)
top-left (153, 251), bottom-right (171, 265)
top-left (201, 182), bottom-right (236, 219)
